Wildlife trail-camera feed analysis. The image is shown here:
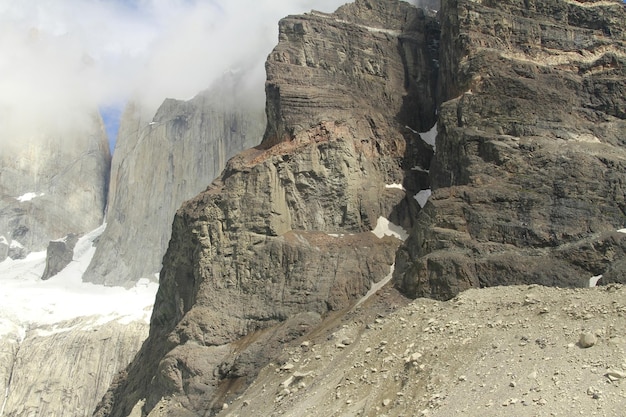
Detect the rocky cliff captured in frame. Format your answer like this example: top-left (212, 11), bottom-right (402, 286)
top-left (395, 0), bottom-right (626, 300)
top-left (94, 1), bottom-right (437, 415)
top-left (94, 0), bottom-right (626, 416)
top-left (0, 115), bottom-right (110, 262)
top-left (83, 75), bottom-right (266, 286)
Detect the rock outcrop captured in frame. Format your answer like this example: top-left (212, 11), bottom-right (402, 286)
top-left (0, 115), bottom-right (110, 261)
top-left (83, 75), bottom-right (266, 286)
top-left (395, 0), bottom-right (626, 300)
top-left (41, 234), bottom-right (79, 280)
top-left (94, 1), bottom-right (437, 416)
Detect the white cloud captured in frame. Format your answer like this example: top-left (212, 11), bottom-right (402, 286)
top-left (0, 0), bottom-right (350, 145)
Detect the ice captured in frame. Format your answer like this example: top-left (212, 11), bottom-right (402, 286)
top-left (414, 189), bottom-right (432, 208)
top-left (371, 216), bottom-right (409, 241)
top-left (0, 224), bottom-right (158, 339)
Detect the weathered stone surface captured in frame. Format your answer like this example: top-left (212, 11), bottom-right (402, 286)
top-left (0, 318), bottom-right (148, 417)
top-left (83, 74), bottom-right (266, 286)
top-left (395, 0), bottom-right (626, 300)
top-left (93, 1), bottom-right (436, 416)
top-left (41, 234), bottom-right (79, 280)
top-left (0, 115), bottom-right (110, 258)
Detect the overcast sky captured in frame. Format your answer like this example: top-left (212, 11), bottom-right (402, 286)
top-left (0, 0), bottom-right (438, 149)
top-left (0, 0), bottom-right (356, 147)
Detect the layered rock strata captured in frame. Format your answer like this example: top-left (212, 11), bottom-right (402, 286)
top-left (94, 1), bottom-right (437, 415)
top-left (0, 116), bottom-right (110, 261)
top-left (395, 0), bottom-right (626, 300)
top-left (83, 75), bottom-right (266, 286)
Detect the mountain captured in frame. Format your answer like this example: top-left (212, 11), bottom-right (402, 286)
top-left (394, 0), bottom-right (626, 299)
top-left (83, 75), bottom-right (266, 287)
top-left (0, 114), bottom-right (110, 262)
top-left (0, 56), bottom-right (265, 417)
top-left (93, 0), bottom-right (626, 416)
top-left (94, 1), bottom-right (438, 416)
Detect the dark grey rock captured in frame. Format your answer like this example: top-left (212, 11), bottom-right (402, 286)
top-left (41, 234), bottom-right (79, 280)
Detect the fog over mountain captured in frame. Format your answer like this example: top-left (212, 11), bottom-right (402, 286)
top-left (1, 0), bottom-right (406, 148)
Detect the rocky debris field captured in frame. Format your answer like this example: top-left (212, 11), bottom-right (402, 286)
top-left (219, 283), bottom-right (626, 417)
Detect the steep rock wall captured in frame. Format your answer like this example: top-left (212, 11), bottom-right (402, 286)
top-left (395, 0), bottom-right (626, 299)
top-left (0, 116), bottom-right (110, 261)
top-left (93, 1), bottom-right (438, 416)
top-left (83, 76), bottom-right (266, 286)
top-left (0, 319), bottom-right (148, 417)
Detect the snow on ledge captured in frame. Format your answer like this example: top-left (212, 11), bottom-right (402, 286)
top-left (354, 264), bottom-right (395, 308)
top-left (371, 216), bottom-right (409, 241)
top-left (414, 189), bottom-right (432, 208)
top-left (618, 228), bottom-right (626, 234)
top-left (385, 183), bottom-right (405, 191)
top-left (419, 124), bottom-right (438, 149)
top-left (15, 192), bottom-right (45, 202)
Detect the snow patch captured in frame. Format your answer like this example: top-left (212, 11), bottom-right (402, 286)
top-left (588, 275), bottom-right (602, 288)
top-left (15, 192), bottom-right (44, 202)
top-left (414, 189), bottom-right (432, 208)
top-left (419, 124), bottom-right (438, 149)
top-left (0, 223), bottom-right (158, 335)
top-left (371, 217), bottom-right (408, 241)
top-left (385, 183), bottom-right (405, 191)
top-left (0, 236), bottom-right (7, 245)
top-left (354, 264), bottom-right (394, 308)
top-left (8, 240), bottom-right (23, 249)
top-left (617, 228), bottom-right (626, 234)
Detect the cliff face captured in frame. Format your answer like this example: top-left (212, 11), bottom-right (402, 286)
top-left (95, 0), bottom-right (626, 416)
top-left (0, 319), bottom-right (148, 417)
top-left (0, 116), bottom-right (110, 261)
top-left (94, 1), bottom-right (437, 416)
top-left (395, 0), bottom-right (626, 300)
top-left (83, 76), bottom-right (266, 286)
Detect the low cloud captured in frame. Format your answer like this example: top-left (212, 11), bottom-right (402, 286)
top-left (0, 0), bottom-right (434, 146)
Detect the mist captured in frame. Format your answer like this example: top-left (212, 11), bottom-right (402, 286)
top-left (0, 0), bottom-right (438, 147)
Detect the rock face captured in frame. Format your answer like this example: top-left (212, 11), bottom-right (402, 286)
top-left (0, 319), bottom-right (148, 417)
top-left (83, 75), bottom-right (266, 286)
top-left (395, 0), bottom-right (626, 300)
top-left (0, 116), bottom-right (110, 261)
top-left (41, 234), bottom-right (79, 280)
top-left (93, 1), bottom-right (437, 416)
top-left (94, 0), bottom-right (626, 416)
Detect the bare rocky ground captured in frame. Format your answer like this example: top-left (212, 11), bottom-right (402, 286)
top-left (218, 283), bottom-right (626, 417)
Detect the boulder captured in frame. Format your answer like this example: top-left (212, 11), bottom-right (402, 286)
top-left (41, 234), bottom-right (79, 280)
